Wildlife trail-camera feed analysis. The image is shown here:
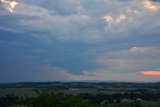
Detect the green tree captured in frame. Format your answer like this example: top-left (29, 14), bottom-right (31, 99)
top-left (25, 91), bottom-right (62, 107)
top-left (63, 96), bottom-right (88, 107)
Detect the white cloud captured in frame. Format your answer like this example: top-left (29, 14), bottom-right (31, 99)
top-left (0, 26), bottom-right (21, 33)
top-left (130, 47), bottom-right (154, 54)
top-left (144, 0), bottom-right (160, 11)
top-left (32, 64), bottom-right (72, 81)
top-left (13, 3), bottom-right (93, 41)
top-left (98, 58), bottom-right (133, 67)
top-left (95, 46), bottom-right (160, 73)
top-left (1, 0), bottom-right (160, 41)
top-left (103, 15), bottom-right (113, 24)
top-left (102, 0), bottom-right (160, 35)
top-left (103, 14), bottom-right (127, 24)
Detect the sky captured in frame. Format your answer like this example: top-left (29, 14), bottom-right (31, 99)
top-left (0, 0), bottom-right (160, 82)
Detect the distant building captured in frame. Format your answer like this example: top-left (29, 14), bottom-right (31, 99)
top-left (69, 88), bottom-right (79, 91)
top-left (122, 99), bottom-right (128, 102)
top-left (136, 98), bottom-right (142, 101)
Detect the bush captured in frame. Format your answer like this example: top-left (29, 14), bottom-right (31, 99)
top-left (25, 91), bottom-right (88, 107)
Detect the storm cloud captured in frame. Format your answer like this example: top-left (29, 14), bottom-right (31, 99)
top-left (0, 0), bottom-right (160, 82)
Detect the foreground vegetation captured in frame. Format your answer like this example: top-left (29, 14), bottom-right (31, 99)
top-left (0, 82), bottom-right (159, 107)
top-left (1, 91), bottom-right (160, 107)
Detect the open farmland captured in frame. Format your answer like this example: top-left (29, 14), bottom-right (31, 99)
top-left (0, 82), bottom-right (160, 107)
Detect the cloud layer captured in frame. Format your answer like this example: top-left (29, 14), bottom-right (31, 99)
top-left (0, 0), bottom-right (160, 82)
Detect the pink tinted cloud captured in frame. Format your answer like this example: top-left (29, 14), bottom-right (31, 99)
top-left (141, 70), bottom-right (160, 76)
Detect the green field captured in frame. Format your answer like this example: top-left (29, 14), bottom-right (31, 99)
top-left (0, 82), bottom-right (160, 107)
top-left (0, 88), bottom-right (37, 98)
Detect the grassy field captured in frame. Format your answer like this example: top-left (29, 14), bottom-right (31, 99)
top-left (83, 101), bottom-right (160, 107)
top-left (10, 101), bottom-right (160, 107)
top-left (141, 101), bottom-right (160, 107)
top-left (0, 88), bottom-right (37, 97)
top-left (0, 82), bottom-right (159, 107)
top-left (1, 87), bottom-right (156, 97)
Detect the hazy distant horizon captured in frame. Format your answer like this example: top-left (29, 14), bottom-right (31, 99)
top-left (0, 79), bottom-right (160, 84)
